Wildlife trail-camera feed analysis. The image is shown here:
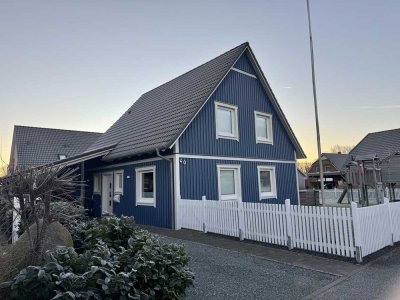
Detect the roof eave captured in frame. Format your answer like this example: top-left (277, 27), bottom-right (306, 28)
top-left (43, 144), bottom-right (117, 168)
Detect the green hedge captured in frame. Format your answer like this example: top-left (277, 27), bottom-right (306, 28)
top-left (2, 217), bottom-right (194, 300)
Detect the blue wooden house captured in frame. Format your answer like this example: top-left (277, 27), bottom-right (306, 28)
top-left (54, 42), bottom-right (305, 229)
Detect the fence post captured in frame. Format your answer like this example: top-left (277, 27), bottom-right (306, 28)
top-left (384, 197), bottom-right (394, 246)
top-left (12, 197), bottom-right (20, 244)
top-left (202, 195), bottom-right (207, 233)
top-left (175, 195), bottom-right (181, 230)
top-left (238, 199), bottom-right (244, 240)
top-left (285, 199), bottom-right (293, 250)
top-left (351, 202), bottom-right (363, 263)
top-left (334, 188), bottom-right (338, 199)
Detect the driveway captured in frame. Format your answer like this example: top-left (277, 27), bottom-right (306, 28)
top-left (148, 227), bottom-right (400, 300)
top-left (312, 246), bottom-right (400, 299)
top-left (161, 236), bottom-right (338, 299)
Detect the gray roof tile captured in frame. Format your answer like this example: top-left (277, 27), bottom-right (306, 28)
top-left (87, 43), bottom-right (249, 159)
top-left (14, 126), bottom-right (102, 167)
top-left (86, 42), bottom-right (305, 160)
top-left (350, 128), bottom-right (400, 159)
top-left (322, 153), bottom-right (351, 172)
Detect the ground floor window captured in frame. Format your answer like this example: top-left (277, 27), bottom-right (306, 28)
top-left (114, 170), bottom-right (124, 195)
top-left (136, 166), bottom-right (156, 206)
top-left (93, 174), bottom-right (101, 194)
top-left (217, 165), bottom-right (241, 201)
top-left (257, 166), bottom-right (277, 199)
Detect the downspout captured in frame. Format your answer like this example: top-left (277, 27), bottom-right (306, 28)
top-left (156, 149), bottom-right (175, 229)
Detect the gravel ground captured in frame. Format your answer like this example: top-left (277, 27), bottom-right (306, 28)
top-left (161, 236), bottom-right (338, 300)
top-left (317, 247), bottom-right (400, 300)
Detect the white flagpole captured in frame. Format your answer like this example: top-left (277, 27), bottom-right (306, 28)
top-left (306, 0), bottom-right (325, 205)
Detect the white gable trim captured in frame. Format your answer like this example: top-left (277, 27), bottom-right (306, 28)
top-left (231, 67), bottom-right (257, 79)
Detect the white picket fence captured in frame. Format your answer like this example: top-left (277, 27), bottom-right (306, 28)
top-left (352, 200), bottom-right (400, 259)
top-left (179, 197), bottom-right (400, 262)
top-left (179, 197), bottom-right (355, 258)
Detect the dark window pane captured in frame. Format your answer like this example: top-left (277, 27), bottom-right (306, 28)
top-left (142, 172), bottom-right (154, 198)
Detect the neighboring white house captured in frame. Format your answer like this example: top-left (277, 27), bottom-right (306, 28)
top-left (297, 169), bottom-right (307, 190)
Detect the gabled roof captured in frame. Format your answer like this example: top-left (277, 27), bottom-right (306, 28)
top-left (322, 153), bottom-right (351, 172)
top-left (350, 128), bottom-right (400, 160)
top-left (12, 125), bottom-right (102, 167)
top-left (87, 42), bottom-right (305, 160)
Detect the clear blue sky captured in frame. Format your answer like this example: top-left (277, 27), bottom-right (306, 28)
top-left (1, 0), bottom-right (399, 168)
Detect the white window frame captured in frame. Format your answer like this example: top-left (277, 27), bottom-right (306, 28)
top-left (215, 101), bottom-right (239, 141)
top-left (93, 173), bottom-right (101, 194)
top-left (114, 170), bottom-right (124, 195)
top-left (135, 166), bottom-right (156, 207)
top-left (257, 166), bottom-right (277, 199)
top-left (254, 111), bottom-right (273, 144)
top-left (217, 164), bottom-right (242, 201)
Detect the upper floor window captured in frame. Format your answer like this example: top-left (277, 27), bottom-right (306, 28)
top-left (215, 102), bottom-right (239, 140)
top-left (114, 170), bottom-right (124, 195)
top-left (254, 111), bottom-right (273, 144)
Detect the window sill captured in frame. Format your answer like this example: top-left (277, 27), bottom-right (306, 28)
top-left (259, 195), bottom-right (277, 200)
top-left (256, 139), bottom-right (273, 145)
top-left (217, 134), bottom-right (239, 141)
top-left (136, 200), bottom-right (156, 207)
top-left (220, 196), bottom-right (239, 201)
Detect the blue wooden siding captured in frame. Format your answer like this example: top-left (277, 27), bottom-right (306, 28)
top-left (233, 53), bottom-right (256, 75)
top-left (85, 158), bottom-right (173, 228)
top-left (178, 52), bottom-right (296, 161)
top-left (179, 158), bottom-right (298, 205)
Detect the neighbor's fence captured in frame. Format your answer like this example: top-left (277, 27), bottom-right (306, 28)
top-left (178, 197), bottom-right (355, 258)
top-left (178, 197), bottom-right (400, 262)
top-left (318, 188), bottom-right (400, 205)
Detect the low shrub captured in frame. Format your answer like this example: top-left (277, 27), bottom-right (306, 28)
top-left (84, 216), bottom-right (137, 250)
top-left (3, 218), bottom-right (194, 300)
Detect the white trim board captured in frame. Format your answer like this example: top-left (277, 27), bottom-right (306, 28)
top-left (87, 156), bottom-right (173, 172)
top-left (86, 153), bottom-right (295, 173)
top-left (179, 154), bottom-right (296, 164)
top-left (231, 67), bottom-right (257, 79)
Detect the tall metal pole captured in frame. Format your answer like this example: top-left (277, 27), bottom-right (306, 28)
top-left (306, 0), bottom-right (325, 205)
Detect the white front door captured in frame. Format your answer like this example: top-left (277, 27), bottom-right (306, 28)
top-left (102, 173), bottom-right (113, 214)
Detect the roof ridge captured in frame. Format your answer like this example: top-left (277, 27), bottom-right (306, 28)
top-left (140, 42), bottom-right (249, 97)
top-left (367, 127), bottom-right (400, 135)
top-left (14, 125), bottom-right (102, 134)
